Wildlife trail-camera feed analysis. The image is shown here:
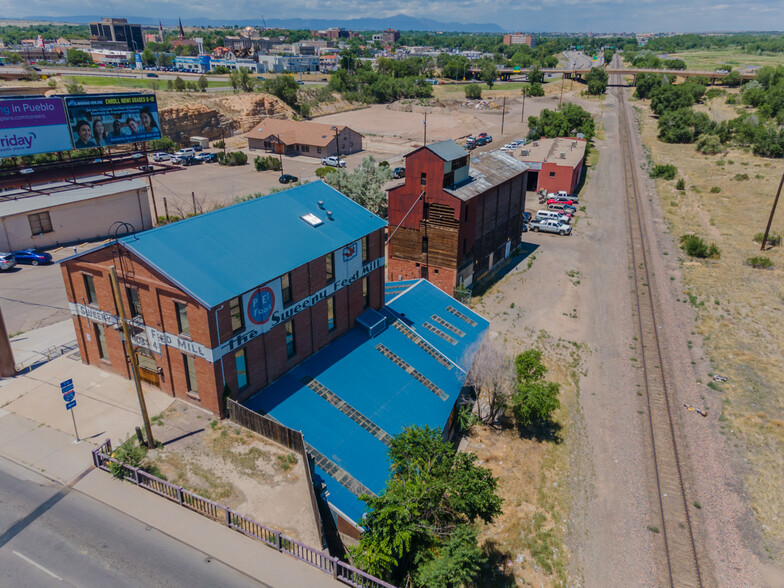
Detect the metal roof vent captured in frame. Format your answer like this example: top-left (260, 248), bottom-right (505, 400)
top-left (301, 213), bottom-right (323, 227)
top-left (559, 152), bottom-right (566, 159)
top-left (317, 200), bottom-right (325, 209)
top-left (326, 210), bottom-right (334, 221)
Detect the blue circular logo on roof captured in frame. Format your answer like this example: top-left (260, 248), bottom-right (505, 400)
top-left (247, 287), bottom-right (275, 325)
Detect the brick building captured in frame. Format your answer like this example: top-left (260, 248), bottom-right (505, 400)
top-left (372, 29), bottom-right (400, 45)
top-left (61, 182), bottom-right (386, 416)
top-left (89, 17), bottom-right (145, 52)
top-left (502, 32), bottom-right (534, 47)
top-left (387, 141), bottom-right (529, 294)
top-left (515, 137), bottom-right (586, 195)
top-left (246, 119), bottom-right (363, 159)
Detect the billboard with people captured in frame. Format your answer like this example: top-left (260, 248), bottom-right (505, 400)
top-left (0, 97), bottom-right (74, 157)
top-left (64, 93), bottom-right (161, 148)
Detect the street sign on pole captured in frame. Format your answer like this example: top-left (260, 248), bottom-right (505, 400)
top-left (60, 379), bottom-right (80, 442)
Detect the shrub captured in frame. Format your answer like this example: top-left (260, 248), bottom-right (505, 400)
top-left (650, 164), bottom-right (678, 180)
top-left (705, 88), bottom-right (726, 100)
top-left (676, 178), bottom-right (686, 191)
top-left (108, 440), bottom-right (145, 478)
top-left (253, 155), bottom-right (281, 171)
top-left (710, 186), bottom-right (721, 193)
top-left (214, 140), bottom-right (226, 149)
top-left (680, 235), bottom-right (721, 259)
top-left (733, 173), bottom-right (749, 181)
top-left (753, 232), bottom-right (782, 246)
top-left (526, 82), bottom-right (545, 97)
top-left (218, 151), bottom-right (248, 166)
top-left (378, 160), bottom-right (389, 167)
top-left (696, 134), bottom-right (723, 155)
top-left (725, 95), bottom-right (738, 105)
top-left (746, 256), bottom-right (773, 269)
top-left (464, 83), bottom-right (482, 100)
top-left (315, 166), bottom-right (332, 178)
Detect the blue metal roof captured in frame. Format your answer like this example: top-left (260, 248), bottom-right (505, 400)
top-left (119, 182), bottom-right (387, 308)
top-left (244, 279), bottom-right (488, 525)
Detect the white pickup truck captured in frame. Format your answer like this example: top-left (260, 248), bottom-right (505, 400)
top-left (529, 218), bottom-right (572, 235)
top-left (321, 156), bottom-right (346, 167)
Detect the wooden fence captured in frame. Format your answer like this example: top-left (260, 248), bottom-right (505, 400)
top-left (91, 441), bottom-right (396, 588)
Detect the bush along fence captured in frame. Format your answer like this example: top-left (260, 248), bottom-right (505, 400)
top-left (91, 439), bottom-right (395, 588)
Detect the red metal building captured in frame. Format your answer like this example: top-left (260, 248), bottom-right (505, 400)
top-left (516, 137), bottom-right (586, 195)
top-left (387, 141), bottom-right (529, 295)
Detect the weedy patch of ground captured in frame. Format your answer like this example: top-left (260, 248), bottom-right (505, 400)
top-left (637, 92), bottom-right (784, 564)
top-left (467, 333), bottom-right (586, 586)
top-left (143, 401), bottom-right (320, 546)
top-left (667, 49), bottom-right (784, 71)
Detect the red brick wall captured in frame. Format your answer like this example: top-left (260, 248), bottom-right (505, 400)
top-left (538, 158), bottom-right (583, 195)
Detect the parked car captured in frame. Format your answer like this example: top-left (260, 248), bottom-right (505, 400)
top-left (138, 164), bottom-right (154, 172)
top-left (536, 210), bottom-right (571, 224)
top-left (170, 156), bottom-right (182, 164)
top-left (174, 148), bottom-right (195, 158)
top-left (151, 152), bottom-right (171, 162)
top-left (0, 252), bottom-right (18, 271)
top-left (529, 218), bottom-right (571, 235)
top-left (191, 144), bottom-right (203, 152)
top-left (180, 155), bottom-right (202, 166)
top-left (392, 166), bottom-right (405, 179)
top-left (484, 135), bottom-right (493, 144)
top-left (321, 156), bottom-right (346, 167)
top-left (548, 202), bottom-right (577, 215)
top-left (279, 174), bottom-right (299, 184)
top-left (501, 143), bottom-right (516, 152)
top-left (11, 249), bottom-right (52, 266)
top-left (522, 211), bottom-right (532, 224)
top-left (465, 142), bottom-right (476, 150)
top-left (475, 137), bottom-right (487, 146)
top-left (477, 132), bottom-right (488, 139)
top-left (547, 198), bottom-right (575, 207)
top-left (196, 152), bottom-right (216, 162)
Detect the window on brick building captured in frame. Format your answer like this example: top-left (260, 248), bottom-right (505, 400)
top-left (362, 236), bottom-right (369, 264)
top-left (327, 296), bottom-right (336, 331)
top-left (84, 274), bottom-right (97, 305)
top-left (229, 297), bottom-right (243, 332)
top-left (362, 277), bottom-right (370, 309)
top-left (285, 321), bottom-right (296, 358)
top-left (326, 252), bottom-right (335, 283)
top-left (28, 211), bottom-right (53, 235)
top-left (235, 348), bottom-right (248, 389)
top-left (422, 236), bottom-right (428, 253)
top-left (281, 272), bottom-right (292, 305)
top-left (175, 302), bottom-right (190, 337)
top-left (420, 172), bottom-right (427, 186)
top-left (94, 323), bottom-right (109, 360)
top-left (183, 355), bottom-right (198, 395)
top-left (126, 287), bottom-right (142, 318)
top-left (549, 171), bottom-right (556, 177)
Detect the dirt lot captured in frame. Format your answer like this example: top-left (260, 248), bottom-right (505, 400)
top-left (144, 401), bottom-right (320, 547)
top-left (635, 87), bottom-right (784, 583)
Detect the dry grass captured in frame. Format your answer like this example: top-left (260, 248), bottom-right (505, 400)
top-left (637, 97), bottom-right (784, 563)
top-left (667, 49), bottom-right (784, 71)
top-left (468, 334), bottom-right (584, 586)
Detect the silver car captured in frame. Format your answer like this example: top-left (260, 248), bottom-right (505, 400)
top-left (0, 252), bottom-right (17, 271)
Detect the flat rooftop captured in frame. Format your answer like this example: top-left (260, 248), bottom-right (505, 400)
top-left (515, 137), bottom-right (586, 168)
top-left (244, 279), bottom-right (489, 525)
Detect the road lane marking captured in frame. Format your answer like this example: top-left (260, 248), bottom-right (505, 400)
top-left (12, 550), bottom-right (63, 581)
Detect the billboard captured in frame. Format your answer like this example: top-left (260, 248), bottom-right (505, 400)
top-left (0, 98), bottom-right (74, 158)
top-left (64, 93), bottom-right (161, 148)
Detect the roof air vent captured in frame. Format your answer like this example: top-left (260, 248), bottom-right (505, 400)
top-left (318, 200), bottom-right (325, 209)
top-left (326, 211), bottom-right (334, 221)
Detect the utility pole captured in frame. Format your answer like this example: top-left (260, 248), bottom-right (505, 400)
top-left (521, 88), bottom-right (526, 123)
top-left (192, 191), bottom-right (197, 216)
top-left (331, 126), bottom-right (340, 161)
top-left (559, 73), bottom-right (565, 106)
top-left (147, 176), bottom-right (159, 225)
top-left (501, 96), bottom-right (506, 136)
top-left (423, 112), bottom-right (427, 145)
top-left (109, 266), bottom-right (154, 449)
top-left (761, 171), bottom-right (784, 250)
top-left (163, 197), bottom-right (169, 223)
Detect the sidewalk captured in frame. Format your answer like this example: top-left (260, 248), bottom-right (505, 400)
top-left (0, 350), bottom-right (341, 586)
top-left (8, 319), bottom-right (78, 372)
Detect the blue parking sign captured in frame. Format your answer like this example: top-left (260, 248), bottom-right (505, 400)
top-left (65, 400), bottom-right (77, 410)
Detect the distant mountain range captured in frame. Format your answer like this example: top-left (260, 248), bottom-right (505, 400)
top-left (16, 14), bottom-right (505, 33)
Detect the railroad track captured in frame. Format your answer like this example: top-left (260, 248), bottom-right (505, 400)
top-left (613, 74), bottom-right (703, 587)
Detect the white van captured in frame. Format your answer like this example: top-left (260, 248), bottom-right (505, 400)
top-left (536, 210), bottom-right (571, 224)
top-left (175, 147), bottom-right (195, 157)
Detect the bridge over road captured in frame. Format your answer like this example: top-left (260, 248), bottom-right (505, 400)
top-left (466, 66), bottom-right (756, 85)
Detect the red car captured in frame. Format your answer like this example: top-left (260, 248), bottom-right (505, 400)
top-left (547, 198), bottom-right (574, 206)
top-left (477, 132), bottom-right (488, 138)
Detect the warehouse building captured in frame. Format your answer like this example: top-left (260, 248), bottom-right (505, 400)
top-left (515, 137), bottom-right (586, 196)
top-left (61, 182), bottom-right (387, 415)
top-left (246, 119), bottom-right (363, 160)
top-left (387, 141), bottom-right (529, 295)
top-left (0, 179), bottom-right (152, 251)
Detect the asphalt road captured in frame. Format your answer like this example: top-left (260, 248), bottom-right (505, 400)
top-left (0, 457), bottom-right (270, 587)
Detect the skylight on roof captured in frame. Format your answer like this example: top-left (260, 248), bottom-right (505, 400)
top-left (301, 213), bottom-right (324, 227)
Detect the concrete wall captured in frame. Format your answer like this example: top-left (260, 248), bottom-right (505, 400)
top-left (0, 186), bottom-right (152, 251)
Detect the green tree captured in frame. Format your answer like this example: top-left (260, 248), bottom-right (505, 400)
top-left (526, 82), bottom-right (545, 97)
top-left (634, 72), bottom-right (669, 100)
top-left (262, 76), bottom-right (300, 108)
top-left (529, 64), bottom-right (544, 84)
top-left (585, 67), bottom-right (608, 95)
top-left (650, 84), bottom-right (696, 115)
top-left (174, 76), bottom-right (186, 92)
top-left (198, 75), bottom-right (208, 92)
top-left (350, 426), bottom-right (502, 585)
top-left (465, 83), bottom-right (482, 100)
top-left (323, 155), bottom-right (393, 216)
top-left (512, 350), bottom-right (560, 430)
top-left (141, 47), bottom-right (156, 67)
top-left (480, 63), bottom-right (498, 89)
top-left (230, 68), bottom-right (255, 93)
top-left (66, 48), bottom-right (91, 66)
top-left (65, 78), bottom-right (85, 94)
top-left (657, 107), bottom-right (714, 143)
top-left (157, 53), bottom-right (172, 68)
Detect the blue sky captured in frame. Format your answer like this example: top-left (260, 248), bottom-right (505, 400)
top-left (9, 0), bottom-right (784, 32)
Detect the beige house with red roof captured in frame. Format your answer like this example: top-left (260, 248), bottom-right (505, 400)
top-left (245, 119), bottom-right (363, 159)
